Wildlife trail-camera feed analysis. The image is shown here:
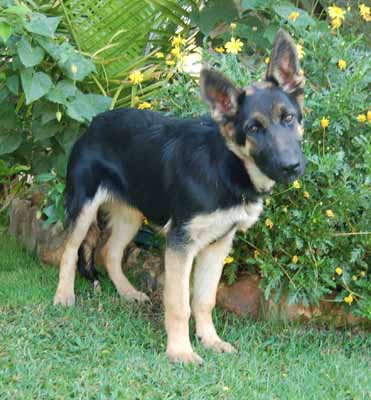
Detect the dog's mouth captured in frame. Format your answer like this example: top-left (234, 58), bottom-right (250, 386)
top-left (269, 156), bottom-right (306, 184)
top-left (252, 153), bottom-right (306, 186)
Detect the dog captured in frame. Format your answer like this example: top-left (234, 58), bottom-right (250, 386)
top-left (54, 29), bottom-right (305, 364)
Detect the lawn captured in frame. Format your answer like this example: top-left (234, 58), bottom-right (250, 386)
top-left (1, 233), bottom-right (370, 400)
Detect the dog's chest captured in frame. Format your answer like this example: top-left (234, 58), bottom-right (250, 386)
top-left (187, 199), bottom-right (263, 248)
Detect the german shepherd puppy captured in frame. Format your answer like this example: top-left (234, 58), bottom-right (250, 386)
top-left (54, 29), bottom-right (305, 364)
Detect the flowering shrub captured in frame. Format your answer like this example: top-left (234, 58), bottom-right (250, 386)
top-left (157, 3), bottom-right (371, 319)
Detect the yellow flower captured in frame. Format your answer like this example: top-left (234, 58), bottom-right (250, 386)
top-left (293, 180), bottom-right (301, 189)
top-left (265, 218), bottom-right (273, 229)
top-left (166, 60), bottom-right (175, 66)
top-left (215, 46), bottom-right (225, 53)
top-left (335, 267), bottom-right (343, 276)
top-left (171, 34), bottom-right (186, 47)
top-left (328, 5), bottom-right (346, 21)
top-left (359, 4), bottom-right (371, 21)
top-left (337, 59), bottom-right (346, 70)
top-left (254, 249), bottom-right (260, 259)
top-left (352, 275), bottom-right (358, 281)
top-left (155, 52), bottom-right (164, 59)
top-left (360, 271), bottom-right (366, 277)
top-left (143, 217), bottom-right (149, 225)
top-left (230, 22), bottom-right (237, 29)
top-left (326, 209), bottom-right (334, 218)
top-left (303, 191), bottom-right (310, 199)
top-left (225, 37), bottom-right (244, 54)
top-left (296, 44), bottom-right (304, 59)
top-left (292, 255), bottom-right (299, 264)
top-left (129, 70), bottom-right (144, 85)
top-left (265, 56), bottom-right (270, 64)
top-left (171, 46), bottom-right (182, 58)
top-left (265, 197), bottom-right (271, 206)
top-left (344, 294), bottom-right (353, 305)
top-left (224, 256), bottom-right (234, 265)
top-left (320, 117), bottom-right (330, 129)
top-left (288, 11), bottom-right (300, 22)
top-left (331, 17), bottom-right (343, 29)
top-left (137, 102), bottom-right (152, 110)
top-left (367, 111), bottom-right (371, 123)
top-left (357, 114), bottom-right (366, 123)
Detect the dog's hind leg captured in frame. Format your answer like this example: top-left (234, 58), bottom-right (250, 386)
top-left (103, 202), bottom-right (149, 303)
top-left (192, 229), bottom-right (237, 353)
top-left (54, 187), bottom-right (109, 306)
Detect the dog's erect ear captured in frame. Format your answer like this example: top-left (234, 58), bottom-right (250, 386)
top-left (266, 29), bottom-right (304, 98)
top-left (200, 69), bottom-right (243, 123)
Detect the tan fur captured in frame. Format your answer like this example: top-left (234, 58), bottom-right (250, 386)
top-left (164, 247), bottom-right (202, 364)
top-left (244, 158), bottom-right (275, 193)
top-left (250, 111), bottom-right (270, 128)
top-left (220, 121), bottom-right (235, 140)
top-left (244, 86), bottom-right (255, 96)
top-left (298, 122), bottom-right (304, 138)
top-left (254, 81), bottom-right (273, 90)
top-left (192, 229), bottom-right (237, 353)
top-left (102, 201), bottom-right (149, 302)
top-left (54, 187), bottom-right (110, 306)
top-left (187, 200), bottom-right (263, 244)
top-left (226, 139), bottom-right (276, 193)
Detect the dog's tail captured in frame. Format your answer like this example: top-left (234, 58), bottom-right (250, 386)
top-left (77, 223), bottom-right (101, 290)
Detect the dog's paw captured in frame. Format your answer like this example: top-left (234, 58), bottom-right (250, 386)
top-left (167, 349), bottom-right (203, 365)
top-left (123, 290), bottom-right (150, 304)
top-left (53, 290), bottom-right (75, 306)
top-left (201, 338), bottom-right (237, 353)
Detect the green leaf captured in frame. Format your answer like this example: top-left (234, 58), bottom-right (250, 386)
top-left (241, 0), bottom-right (267, 10)
top-left (46, 80), bottom-right (77, 104)
top-left (0, 160), bottom-right (29, 178)
top-left (0, 131), bottom-right (23, 155)
top-left (20, 69), bottom-right (53, 104)
top-left (32, 120), bottom-right (62, 142)
top-left (60, 52), bottom-right (96, 81)
top-left (6, 75), bottom-right (19, 95)
top-left (272, 5), bottom-right (316, 28)
top-left (2, 4), bottom-right (30, 16)
top-left (190, 0), bottom-right (238, 36)
top-left (25, 13), bottom-right (61, 38)
top-left (17, 36), bottom-right (45, 67)
top-left (66, 92), bottom-right (111, 123)
top-left (0, 22), bottom-right (12, 42)
top-left (35, 173), bottom-right (55, 183)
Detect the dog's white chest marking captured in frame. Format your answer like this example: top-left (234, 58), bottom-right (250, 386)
top-left (187, 199), bottom-right (263, 249)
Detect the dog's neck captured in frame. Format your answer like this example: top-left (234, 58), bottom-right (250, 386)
top-left (224, 140), bottom-right (275, 194)
top-left (243, 157), bottom-right (275, 194)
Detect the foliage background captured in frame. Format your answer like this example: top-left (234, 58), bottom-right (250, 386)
top-left (0, 0), bottom-right (370, 318)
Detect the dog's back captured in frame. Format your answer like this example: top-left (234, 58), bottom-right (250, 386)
top-left (65, 108), bottom-right (231, 227)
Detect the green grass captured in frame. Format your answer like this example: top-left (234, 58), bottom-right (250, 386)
top-left (1, 233), bottom-right (371, 400)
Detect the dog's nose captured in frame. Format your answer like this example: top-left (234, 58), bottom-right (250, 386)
top-left (282, 161), bottom-right (300, 175)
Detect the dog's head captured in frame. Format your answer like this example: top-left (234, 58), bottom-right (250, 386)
top-left (201, 29), bottom-right (306, 192)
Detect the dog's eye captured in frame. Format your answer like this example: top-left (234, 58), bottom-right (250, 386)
top-left (282, 114), bottom-right (295, 124)
top-left (247, 123), bottom-right (261, 134)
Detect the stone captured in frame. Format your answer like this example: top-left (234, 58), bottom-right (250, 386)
top-left (217, 275), bottom-right (262, 318)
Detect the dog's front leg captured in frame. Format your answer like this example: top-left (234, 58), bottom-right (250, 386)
top-left (192, 229), bottom-right (237, 353)
top-left (164, 244), bottom-right (202, 364)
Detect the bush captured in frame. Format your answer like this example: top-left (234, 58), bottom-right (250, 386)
top-left (156, 3), bottom-right (371, 318)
